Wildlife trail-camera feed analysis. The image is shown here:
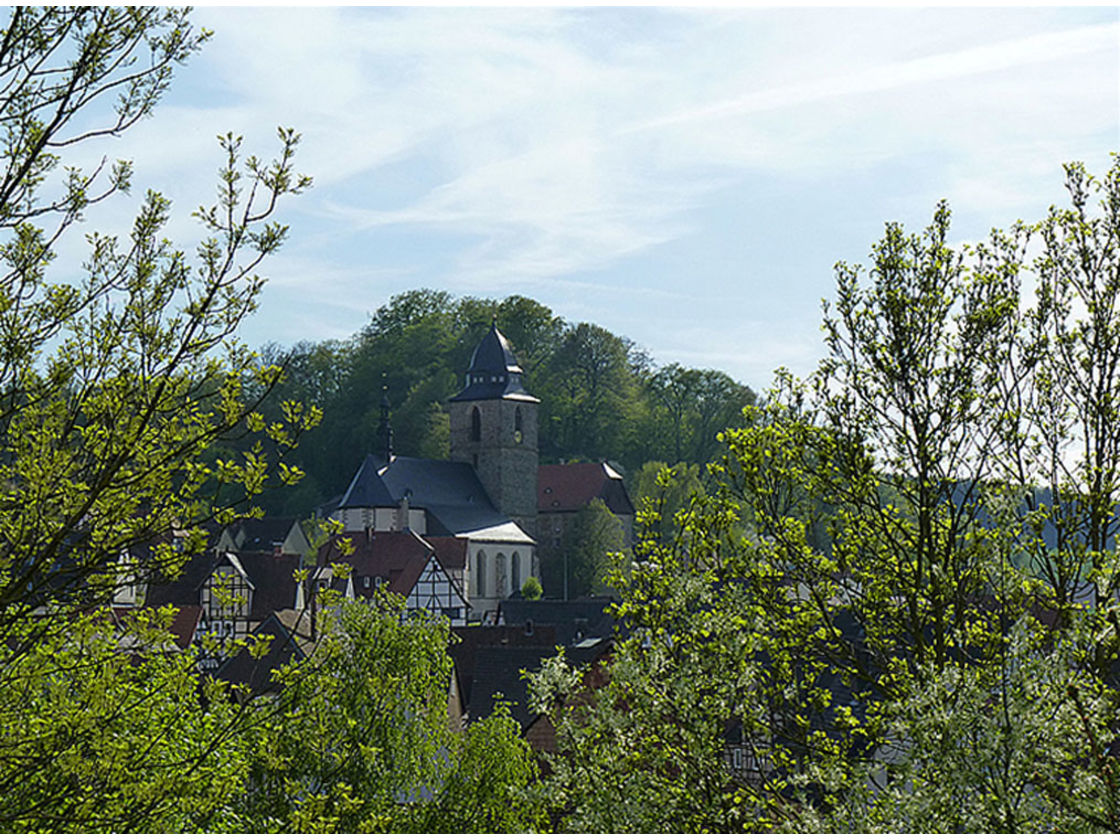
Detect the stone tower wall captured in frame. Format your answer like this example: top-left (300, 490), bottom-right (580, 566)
top-left (450, 398), bottom-right (538, 539)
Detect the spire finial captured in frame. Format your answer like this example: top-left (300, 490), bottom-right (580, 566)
top-left (377, 373), bottom-right (394, 462)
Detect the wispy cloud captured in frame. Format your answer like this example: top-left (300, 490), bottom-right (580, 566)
top-left (630, 22), bottom-right (1119, 133)
top-left (56, 6), bottom-right (1118, 385)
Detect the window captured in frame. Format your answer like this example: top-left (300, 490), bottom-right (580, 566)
top-left (470, 406), bottom-right (481, 441)
top-left (515, 407), bottom-right (523, 435)
top-left (496, 552), bottom-right (507, 596)
top-left (511, 552), bottom-right (521, 591)
top-left (475, 550), bottom-right (487, 598)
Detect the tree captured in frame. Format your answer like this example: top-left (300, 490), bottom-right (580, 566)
top-left (0, 606), bottom-right (255, 831)
top-left (0, 7), bottom-right (316, 622)
top-left (647, 365), bottom-right (757, 465)
top-left (0, 6), bottom-right (318, 828)
top-left (630, 460), bottom-right (705, 546)
top-left (234, 593), bottom-right (545, 833)
top-left (521, 575), bottom-right (543, 600)
top-left (541, 323), bottom-right (638, 461)
top-left (533, 158), bottom-right (1120, 832)
top-left (1005, 161), bottom-right (1120, 610)
top-left (548, 498), bottom-right (626, 599)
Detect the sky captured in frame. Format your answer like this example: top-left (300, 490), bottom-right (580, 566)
top-left (65, 5), bottom-right (1120, 390)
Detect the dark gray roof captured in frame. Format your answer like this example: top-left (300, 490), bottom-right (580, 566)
top-left (387, 457), bottom-right (528, 538)
top-left (216, 611), bottom-right (310, 695)
top-left (499, 596), bottom-right (617, 647)
top-left (236, 516), bottom-right (299, 551)
top-left (144, 550), bottom-right (298, 621)
top-left (449, 324), bottom-right (539, 403)
top-left (336, 454), bottom-right (396, 509)
top-left (465, 638), bottom-right (611, 730)
top-left (338, 455), bottom-right (532, 541)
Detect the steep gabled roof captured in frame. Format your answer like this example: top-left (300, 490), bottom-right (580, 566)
top-left (215, 610), bottom-right (314, 695)
top-left (318, 530), bottom-right (469, 605)
top-left (449, 624), bottom-right (558, 715)
top-left (167, 604), bottom-right (203, 650)
top-left (538, 462), bottom-right (635, 516)
top-left (323, 530), bottom-right (431, 588)
top-left (425, 536), bottom-right (468, 570)
top-left (144, 550), bottom-right (299, 621)
top-left (337, 454), bottom-right (396, 509)
top-left (235, 552), bottom-right (300, 619)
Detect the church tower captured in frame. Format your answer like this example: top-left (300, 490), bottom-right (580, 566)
top-left (449, 322), bottom-right (539, 540)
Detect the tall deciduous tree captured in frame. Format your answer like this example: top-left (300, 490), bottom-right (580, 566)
top-left (534, 158), bottom-right (1120, 833)
top-left (0, 7), bottom-right (315, 623)
top-left (236, 594), bottom-right (545, 833)
top-left (0, 6), bottom-right (316, 829)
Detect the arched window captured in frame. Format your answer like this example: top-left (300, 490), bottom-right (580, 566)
top-left (475, 550), bottom-right (487, 598)
top-left (496, 552), bottom-right (507, 597)
top-left (470, 406), bottom-right (481, 442)
top-left (511, 551), bottom-right (521, 592)
top-left (515, 407), bottom-right (523, 435)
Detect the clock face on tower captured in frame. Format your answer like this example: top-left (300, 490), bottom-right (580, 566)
top-left (513, 429), bottom-right (523, 444)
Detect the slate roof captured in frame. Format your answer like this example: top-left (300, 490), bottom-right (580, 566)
top-left (448, 603), bottom-right (618, 731)
top-left (232, 517), bottom-right (302, 553)
top-left (236, 552), bottom-right (301, 618)
top-left (458, 634), bottom-right (611, 730)
top-left (538, 462), bottom-right (635, 516)
top-left (336, 454), bottom-right (396, 509)
top-left (336, 455), bottom-right (535, 545)
top-left (449, 324), bottom-right (539, 403)
top-left (499, 596), bottom-right (618, 647)
top-left (450, 624), bottom-right (558, 705)
top-left (167, 604), bottom-right (203, 650)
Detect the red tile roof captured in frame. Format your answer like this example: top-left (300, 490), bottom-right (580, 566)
top-left (537, 462), bottom-right (635, 516)
top-left (319, 530), bottom-right (468, 600)
top-left (167, 604), bottom-right (203, 650)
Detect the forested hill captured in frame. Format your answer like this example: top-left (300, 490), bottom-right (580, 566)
top-left (249, 289), bottom-right (757, 516)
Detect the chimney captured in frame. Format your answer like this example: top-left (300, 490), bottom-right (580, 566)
top-left (397, 491), bottom-right (411, 533)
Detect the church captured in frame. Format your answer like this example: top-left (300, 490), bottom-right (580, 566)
top-left (323, 321), bottom-right (598, 622)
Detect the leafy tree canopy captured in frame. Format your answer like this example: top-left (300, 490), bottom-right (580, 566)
top-left (254, 289), bottom-right (758, 515)
top-left (0, 8), bottom-right (543, 832)
top-left (531, 156), bottom-right (1120, 833)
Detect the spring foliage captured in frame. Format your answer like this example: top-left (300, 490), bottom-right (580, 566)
top-left (531, 157), bottom-right (1120, 832)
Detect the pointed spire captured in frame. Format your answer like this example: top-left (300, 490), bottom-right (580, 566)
top-left (449, 322), bottom-right (539, 403)
top-left (376, 373), bottom-right (394, 462)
